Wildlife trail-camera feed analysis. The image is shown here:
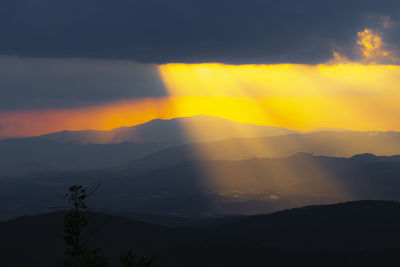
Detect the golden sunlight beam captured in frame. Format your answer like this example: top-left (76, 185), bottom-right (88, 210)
top-left (158, 61), bottom-right (400, 203)
top-left (158, 63), bottom-right (400, 132)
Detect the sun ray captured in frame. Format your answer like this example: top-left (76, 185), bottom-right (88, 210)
top-left (158, 62), bottom-right (400, 205)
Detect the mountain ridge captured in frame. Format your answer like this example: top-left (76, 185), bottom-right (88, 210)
top-left (116, 130), bottom-right (400, 174)
top-left (34, 115), bottom-right (297, 145)
top-left (2, 200), bottom-right (400, 266)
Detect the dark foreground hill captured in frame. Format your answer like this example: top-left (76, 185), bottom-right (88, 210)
top-left (1, 201), bottom-right (400, 267)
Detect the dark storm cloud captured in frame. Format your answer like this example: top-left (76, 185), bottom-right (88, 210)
top-left (0, 0), bottom-right (399, 64)
top-left (1, 0), bottom-right (400, 111)
top-left (0, 56), bottom-right (167, 111)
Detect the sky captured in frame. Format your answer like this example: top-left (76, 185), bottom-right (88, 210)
top-left (1, 0), bottom-right (400, 137)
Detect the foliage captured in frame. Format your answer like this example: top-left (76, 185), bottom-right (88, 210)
top-left (63, 184), bottom-right (156, 267)
top-left (120, 250), bottom-right (156, 267)
top-left (64, 185), bottom-right (108, 267)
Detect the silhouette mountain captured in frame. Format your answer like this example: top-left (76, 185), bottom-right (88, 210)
top-left (0, 115), bottom-right (295, 175)
top-left (36, 115), bottom-right (296, 145)
top-left (3, 116), bottom-right (400, 176)
top-left (1, 201), bottom-right (400, 266)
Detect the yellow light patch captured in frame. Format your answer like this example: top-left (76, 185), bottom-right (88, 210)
top-left (158, 63), bottom-right (400, 131)
top-left (357, 28), bottom-right (395, 62)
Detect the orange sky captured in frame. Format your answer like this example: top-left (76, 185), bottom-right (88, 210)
top-left (2, 62), bottom-right (400, 137)
top-left (1, 29), bottom-right (400, 138)
top-left (0, 98), bottom-right (177, 137)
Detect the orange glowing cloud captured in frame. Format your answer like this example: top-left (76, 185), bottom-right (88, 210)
top-left (357, 28), bottom-right (396, 62)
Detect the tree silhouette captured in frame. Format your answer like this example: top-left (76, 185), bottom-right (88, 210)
top-left (63, 184), bottom-right (156, 267)
top-left (64, 185), bottom-right (108, 267)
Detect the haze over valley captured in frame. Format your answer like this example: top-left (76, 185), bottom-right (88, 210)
top-left (2, 1), bottom-right (400, 265)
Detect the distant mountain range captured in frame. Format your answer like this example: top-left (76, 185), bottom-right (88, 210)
top-left (2, 115), bottom-right (400, 176)
top-left (2, 200), bottom-right (400, 266)
top-left (3, 115), bottom-right (400, 225)
top-left (0, 115), bottom-right (294, 175)
top-left (116, 130), bottom-right (400, 174)
top-left (36, 115), bottom-right (297, 145)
